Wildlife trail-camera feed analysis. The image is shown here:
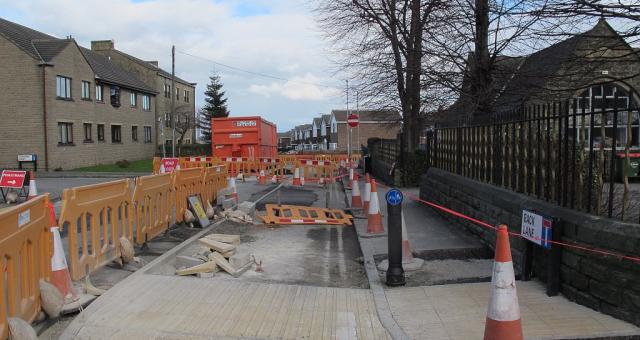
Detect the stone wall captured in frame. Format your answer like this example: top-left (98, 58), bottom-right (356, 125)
top-left (420, 168), bottom-right (640, 326)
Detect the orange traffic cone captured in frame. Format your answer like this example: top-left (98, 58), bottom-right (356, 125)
top-left (483, 225), bottom-right (523, 340)
top-left (28, 171), bottom-right (38, 200)
top-left (363, 174), bottom-right (371, 213)
top-left (292, 168), bottom-right (301, 187)
top-left (258, 169), bottom-right (266, 185)
top-left (351, 173), bottom-right (362, 208)
top-left (367, 180), bottom-right (384, 234)
top-left (48, 202), bottom-right (77, 301)
top-left (300, 173), bottom-right (305, 186)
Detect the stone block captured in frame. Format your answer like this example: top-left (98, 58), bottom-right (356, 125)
top-left (590, 279), bottom-right (622, 306)
top-left (561, 251), bottom-right (581, 269)
top-left (229, 252), bottom-right (251, 269)
top-left (175, 255), bottom-right (204, 269)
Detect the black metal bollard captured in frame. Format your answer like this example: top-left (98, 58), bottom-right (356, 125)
top-left (386, 188), bottom-right (405, 286)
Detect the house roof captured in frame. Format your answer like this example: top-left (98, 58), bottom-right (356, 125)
top-left (321, 114), bottom-right (332, 125)
top-left (313, 117), bottom-right (322, 127)
top-left (0, 17), bottom-right (156, 94)
top-left (80, 47), bottom-right (157, 94)
top-left (108, 47), bottom-right (195, 86)
top-left (0, 17), bottom-right (57, 59)
top-left (277, 132), bottom-right (291, 138)
top-left (331, 110), bottom-right (401, 122)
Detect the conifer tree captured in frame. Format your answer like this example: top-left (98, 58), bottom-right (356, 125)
top-left (198, 73), bottom-right (229, 141)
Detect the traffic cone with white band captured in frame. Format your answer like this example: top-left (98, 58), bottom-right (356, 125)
top-left (351, 173), bottom-right (362, 208)
top-left (48, 202), bottom-right (77, 301)
top-left (363, 174), bottom-right (371, 213)
top-left (228, 177), bottom-right (238, 203)
top-left (366, 180), bottom-right (384, 234)
top-left (28, 171), bottom-right (38, 200)
top-left (258, 169), bottom-right (266, 185)
top-left (292, 168), bottom-right (301, 187)
top-left (483, 224), bottom-right (523, 340)
top-left (271, 174), bottom-right (278, 184)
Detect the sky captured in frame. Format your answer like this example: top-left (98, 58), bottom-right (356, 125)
top-left (0, 0), bottom-right (346, 131)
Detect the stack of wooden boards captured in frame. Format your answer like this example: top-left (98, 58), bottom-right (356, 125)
top-left (175, 233), bottom-right (253, 277)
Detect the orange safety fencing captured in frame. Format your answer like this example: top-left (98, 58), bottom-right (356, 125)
top-left (132, 173), bottom-right (174, 246)
top-left (297, 159), bottom-right (338, 183)
top-left (173, 168), bottom-right (204, 223)
top-left (59, 179), bottom-right (134, 281)
top-left (0, 195), bottom-right (52, 339)
top-left (180, 156), bottom-right (222, 170)
top-left (201, 165), bottom-right (228, 206)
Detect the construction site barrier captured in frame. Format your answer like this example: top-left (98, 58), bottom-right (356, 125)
top-left (0, 195), bottom-right (52, 339)
top-left (59, 179), bottom-right (134, 281)
top-left (152, 157), bottom-right (161, 174)
top-left (201, 165), bottom-right (228, 205)
top-left (132, 173), bottom-right (174, 246)
top-left (221, 157), bottom-right (259, 177)
top-left (180, 156), bottom-right (222, 169)
top-left (297, 159), bottom-right (338, 183)
top-left (262, 204), bottom-right (353, 225)
top-left (173, 168), bottom-right (204, 223)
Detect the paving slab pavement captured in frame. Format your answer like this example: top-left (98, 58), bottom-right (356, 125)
top-left (386, 281), bottom-right (640, 340)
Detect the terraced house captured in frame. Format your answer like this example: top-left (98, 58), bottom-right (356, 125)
top-left (0, 18), bottom-right (160, 170)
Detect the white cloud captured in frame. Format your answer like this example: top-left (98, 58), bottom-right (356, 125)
top-left (249, 74), bottom-right (340, 101)
top-left (0, 0), bottom-right (345, 131)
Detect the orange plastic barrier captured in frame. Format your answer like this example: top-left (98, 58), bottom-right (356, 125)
top-left (298, 159), bottom-right (338, 183)
top-left (201, 165), bottom-right (227, 206)
top-left (173, 168), bottom-right (204, 223)
top-left (132, 173), bottom-right (174, 246)
top-left (0, 195), bottom-right (52, 339)
top-left (59, 179), bottom-right (134, 281)
top-left (221, 157), bottom-right (258, 177)
top-left (261, 204), bottom-right (352, 225)
top-left (152, 157), bottom-right (161, 174)
top-left (180, 156), bottom-right (222, 169)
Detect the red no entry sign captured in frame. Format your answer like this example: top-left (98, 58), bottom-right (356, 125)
top-left (160, 158), bottom-right (180, 173)
top-left (347, 113), bottom-right (359, 128)
top-left (0, 170), bottom-right (27, 188)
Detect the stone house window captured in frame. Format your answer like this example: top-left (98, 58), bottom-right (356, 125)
top-left (144, 126), bottom-right (152, 143)
top-left (132, 126), bottom-right (138, 141)
top-left (184, 90), bottom-right (189, 103)
top-left (176, 87), bottom-right (180, 100)
top-left (111, 125), bottom-right (122, 143)
top-left (130, 92), bottom-right (137, 107)
top-left (81, 81), bottom-right (91, 100)
top-left (96, 85), bottom-right (103, 102)
top-left (142, 95), bottom-right (151, 111)
top-left (164, 84), bottom-right (171, 98)
top-left (83, 123), bottom-right (92, 142)
top-left (110, 86), bottom-right (121, 107)
top-left (58, 122), bottom-right (73, 145)
top-left (97, 124), bottom-right (105, 141)
top-left (56, 76), bottom-right (71, 99)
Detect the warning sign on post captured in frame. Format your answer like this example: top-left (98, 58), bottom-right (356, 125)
top-left (521, 209), bottom-right (552, 249)
top-left (0, 170), bottom-right (27, 188)
top-left (160, 158), bottom-right (179, 173)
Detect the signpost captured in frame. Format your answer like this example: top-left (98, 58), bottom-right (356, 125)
top-left (160, 158), bottom-right (180, 173)
top-left (520, 209), bottom-right (562, 296)
top-left (385, 188), bottom-right (405, 286)
top-left (0, 170), bottom-right (28, 203)
top-left (17, 154), bottom-right (37, 171)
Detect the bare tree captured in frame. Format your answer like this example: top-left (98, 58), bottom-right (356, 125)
top-left (174, 104), bottom-right (195, 156)
top-left (315, 0), bottom-right (446, 152)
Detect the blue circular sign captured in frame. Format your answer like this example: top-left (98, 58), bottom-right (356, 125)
top-left (386, 189), bottom-right (403, 206)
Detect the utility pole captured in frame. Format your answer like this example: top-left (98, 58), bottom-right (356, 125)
top-left (346, 79), bottom-right (350, 158)
top-left (356, 91), bottom-right (360, 155)
top-left (171, 45), bottom-right (176, 157)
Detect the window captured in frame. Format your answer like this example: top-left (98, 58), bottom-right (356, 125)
top-left (81, 81), bottom-right (90, 100)
top-left (58, 122), bottom-right (73, 144)
top-left (110, 86), bottom-right (121, 107)
top-left (176, 87), bottom-right (180, 100)
top-left (184, 139), bottom-right (191, 144)
top-left (164, 84), bottom-right (171, 98)
top-left (131, 126), bottom-right (138, 141)
top-left (165, 113), bottom-right (171, 127)
top-left (96, 84), bottom-right (103, 102)
top-left (142, 95), bottom-right (151, 111)
top-left (130, 92), bottom-right (137, 107)
top-left (56, 76), bottom-right (71, 99)
top-left (83, 123), bottom-right (92, 142)
top-left (111, 125), bottom-right (122, 143)
top-left (144, 126), bottom-right (152, 143)
top-left (97, 124), bottom-right (105, 141)
top-left (183, 90), bottom-right (189, 103)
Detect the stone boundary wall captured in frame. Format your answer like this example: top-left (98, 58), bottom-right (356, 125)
top-left (420, 168), bottom-right (640, 326)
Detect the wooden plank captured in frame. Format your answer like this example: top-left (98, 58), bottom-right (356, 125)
top-left (175, 261), bottom-right (218, 275)
top-left (198, 238), bottom-right (236, 253)
top-left (204, 233), bottom-right (240, 246)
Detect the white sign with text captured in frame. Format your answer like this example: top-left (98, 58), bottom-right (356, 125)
top-left (521, 209), bottom-right (552, 248)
